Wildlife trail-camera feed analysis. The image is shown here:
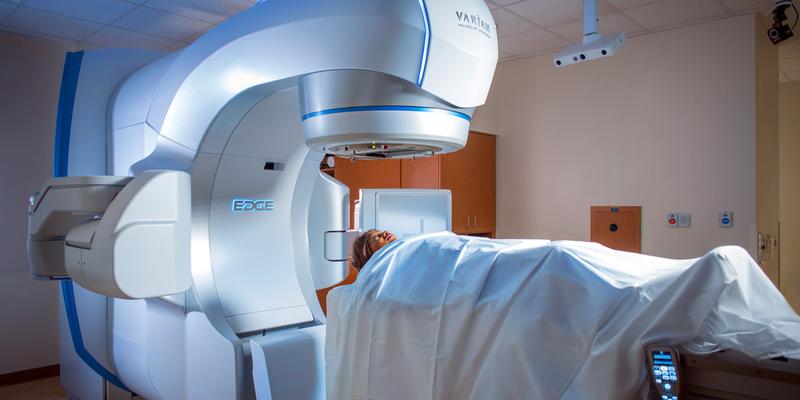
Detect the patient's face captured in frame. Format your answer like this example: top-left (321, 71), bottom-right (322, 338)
top-left (367, 230), bottom-right (396, 252)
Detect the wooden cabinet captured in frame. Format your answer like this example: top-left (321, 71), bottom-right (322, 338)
top-left (441, 131), bottom-right (496, 236)
top-left (332, 131), bottom-right (496, 236)
top-left (590, 206), bottom-right (641, 253)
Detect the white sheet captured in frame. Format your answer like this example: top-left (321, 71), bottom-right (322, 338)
top-left (325, 232), bottom-right (800, 400)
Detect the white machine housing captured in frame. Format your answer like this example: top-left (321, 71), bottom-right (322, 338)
top-left (26, 0), bottom-right (498, 399)
top-left (29, 171), bottom-right (191, 298)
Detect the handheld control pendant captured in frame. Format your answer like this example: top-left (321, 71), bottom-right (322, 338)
top-left (646, 345), bottom-right (680, 400)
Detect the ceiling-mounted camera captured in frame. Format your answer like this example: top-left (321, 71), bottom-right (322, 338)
top-left (553, 0), bottom-right (625, 68)
top-left (768, 0), bottom-right (798, 45)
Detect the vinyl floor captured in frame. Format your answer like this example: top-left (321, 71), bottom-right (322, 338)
top-left (0, 376), bottom-right (67, 400)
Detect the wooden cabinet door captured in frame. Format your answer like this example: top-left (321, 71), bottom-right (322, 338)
top-left (441, 132), bottom-right (495, 235)
top-left (334, 157), bottom-right (401, 228)
top-left (590, 206), bottom-right (641, 253)
top-left (468, 132), bottom-right (495, 234)
top-left (400, 156), bottom-right (440, 188)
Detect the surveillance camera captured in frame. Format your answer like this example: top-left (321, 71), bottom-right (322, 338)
top-left (767, 0), bottom-right (797, 45)
top-left (553, 32), bottom-right (625, 68)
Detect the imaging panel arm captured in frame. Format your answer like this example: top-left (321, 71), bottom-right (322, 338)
top-left (28, 170), bottom-right (192, 299)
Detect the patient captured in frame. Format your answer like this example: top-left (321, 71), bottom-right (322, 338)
top-left (327, 231), bottom-right (800, 400)
top-left (350, 229), bottom-right (396, 270)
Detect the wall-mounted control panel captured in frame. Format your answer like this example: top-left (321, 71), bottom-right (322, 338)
top-left (719, 211), bottom-right (733, 228)
top-left (666, 212), bottom-right (691, 228)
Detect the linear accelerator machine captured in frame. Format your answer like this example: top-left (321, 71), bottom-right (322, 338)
top-left (25, 1), bottom-right (496, 399)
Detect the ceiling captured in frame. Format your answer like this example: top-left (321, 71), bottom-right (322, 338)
top-left (0, 0), bottom-right (798, 81)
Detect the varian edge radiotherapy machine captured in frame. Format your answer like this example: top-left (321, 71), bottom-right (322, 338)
top-left (25, 1), bottom-right (498, 398)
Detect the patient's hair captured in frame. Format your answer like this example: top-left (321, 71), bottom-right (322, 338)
top-left (351, 229), bottom-right (380, 271)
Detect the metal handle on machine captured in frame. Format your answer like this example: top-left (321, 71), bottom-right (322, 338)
top-left (324, 230), bottom-right (360, 262)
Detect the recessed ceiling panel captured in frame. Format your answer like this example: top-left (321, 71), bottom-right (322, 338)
top-left (492, 7), bottom-right (538, 37)
top-left (84, 26), bottom-right (174, 49)
top-left (547, 11), bottom-right (646, 42)
top-left (23, 0), bottom-right (135, 24)
top-left (500, 28), bottom-right (570, 55)
top-left (623, 0), bottom-right (729, 30)
top-left (4, 6), bottom-right (101, 40)
top-left (721, 0), bottom-right (774, 14)
top-left (507, 0), bottom-right (615, 27)
top-left (113, 6), bottom-right (211, 40)
top-left (145, 0), bottom-right (251, 24)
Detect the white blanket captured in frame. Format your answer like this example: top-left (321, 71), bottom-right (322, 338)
top-left (325, 232), bottom-right (800, 400)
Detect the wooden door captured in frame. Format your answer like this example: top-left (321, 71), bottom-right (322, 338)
top-left (590, 206), bottom-right (641, 253)
top-left (334, 158), bottom-right (401, 228)
top-left (441, 132), bottom-right (496, 235)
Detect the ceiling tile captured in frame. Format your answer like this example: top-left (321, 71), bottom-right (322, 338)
top-left (0, 3), bottom-right (16, 21)
top-left (720, 0), bottom-right (774, 13)
top-left (113, 7), bottom-right (211, 40)
top-left (492, 8), bottom-right (538, 37)
top-left (0, 24), bottom-right (75, 44)
top-left (183, 27), bottom-right (211, 43)
top-left (499, 29), bottom-right (570, 55)
top-left (23, 0), bottom-right (136, 24)
top-left (507, 0), bottom-right (615, 27)
top-left (3, 6), bottom-right (102, 41)
top-left (145, 0), bottom-right (250, 24)
top-left (786, 70), bottom-right (800, 80)
top-left (163, 41), bottom-right (189, 52)
top-left (605, 0), bottom-right (662, 10)
top-left (84, 26), bottom-right (174, 49)
top-left (622, 0), bottom-right (730, 30)
top-left (780, 40), bottom-right (800, 60)
top-left (492, 0), bottom-right (526, 6)
top-left (781, 57), bottom-right (800, 72)
top-left (547, 11), bottom-right (645, 42)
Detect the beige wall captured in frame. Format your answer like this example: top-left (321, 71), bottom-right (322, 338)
top-left (780, 81), bottom-right (800, 312)
top-left (0, 31), bottom-right (68, 374)
top-left (475, 15), bottom-right (761, 259)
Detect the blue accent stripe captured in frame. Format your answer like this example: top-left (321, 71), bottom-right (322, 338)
top-left (302, 105), bottom-right (470, 122)
top-left (417, 0), bottom-right (431, 86)
top-left (54, 51), bottom-right (83, 178)
top-left (61, 281), bottom-right (130, 391)
top-left (53, 52), bottom-right (130, 392)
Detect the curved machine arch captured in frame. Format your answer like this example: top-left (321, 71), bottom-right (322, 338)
top-left (28, 0), bottom-right (498, 398)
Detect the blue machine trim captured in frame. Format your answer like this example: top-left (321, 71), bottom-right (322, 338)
top-left (60, 280), bottom-right (130, 391)
top-left (301, 105), bottom-right (470, 122)
top-left (416, 0), bottom-right (431, 86)
top-left (53, 51), bottom-right (130, 392)
top-left (54, 51), bottom-right (83, 178)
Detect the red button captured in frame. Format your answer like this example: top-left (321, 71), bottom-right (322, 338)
top-left (669, 218), bottom-right (676, 225)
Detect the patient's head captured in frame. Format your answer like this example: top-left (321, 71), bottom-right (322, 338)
top-left (351, 229), bottom-right (396, 270)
